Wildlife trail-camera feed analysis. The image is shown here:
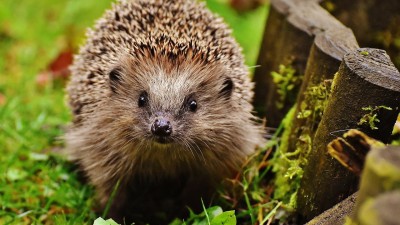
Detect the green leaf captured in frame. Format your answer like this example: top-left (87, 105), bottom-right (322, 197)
top-left (210, 211), bottom-right (236, 225)
top-left (206, 206), bottom-right (223, 220)
top-left (297, 110), bottom-right (312, 119)
top-left (93, 217), bottom-right (120, 225)
top-left (6, 168), bottom-right (28, 181)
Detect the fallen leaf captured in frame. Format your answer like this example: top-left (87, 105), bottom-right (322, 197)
top-left (0, 93), bottom-right (5, 106)
top-left (36, 48), bottom-right (73, 87)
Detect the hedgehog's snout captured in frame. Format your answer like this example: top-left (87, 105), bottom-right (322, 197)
top-left (151, 116), bottom-right (173, 143)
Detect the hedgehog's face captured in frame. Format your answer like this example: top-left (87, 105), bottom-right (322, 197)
top-left (107, 56), bottom-right (241, 154)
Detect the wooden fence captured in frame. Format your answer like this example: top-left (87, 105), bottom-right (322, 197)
top-left (252, 0), bottom-right (400, 223)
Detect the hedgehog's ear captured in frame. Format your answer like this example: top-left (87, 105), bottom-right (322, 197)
top-left (219, 77), bottom-right (234, 99)
top-left (109, 67), bottom-right (122, 93)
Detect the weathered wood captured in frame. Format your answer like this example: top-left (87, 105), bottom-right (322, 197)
top-left (355, 191), bottom-right (400, 225)
top-left (306, 192), bottom-right (357, 225)
top-left (286, 28), bottom-right (358, 154)
top-left (273, 27), bottom-right (358, 207)
top-left (307, 146), bottom-right (400, 225)
top-left (321, 0), bottom-right (400, 69)
top-left (351, 146), bottom-right (400, 224)
top-left (253, 0), bottom-right (344, 127)
top-left (297, 48), bottom-right (400, 222)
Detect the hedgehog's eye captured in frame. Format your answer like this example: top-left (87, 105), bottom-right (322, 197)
top-left (138, 91), bottom-right (148, 107)
top-left (188, 99), bottom-right (197, 112)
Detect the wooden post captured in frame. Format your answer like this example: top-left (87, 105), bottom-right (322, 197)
top-left (351, 146), bottom-right (400, 224)
top-left (253, 0), bottom-right (344, 127)
top-left (286, 27), bottom-right (359, 153)
top-left (355, 191), bottom-right (400, 225)
top-left (321, 0), bottom-right (400, 68)
top-left (305, 192), bottom-right (357, 225)
top-left (297, 48), bottom-right (400, 222)
top-left (307, 146), bottom-right (400, 224)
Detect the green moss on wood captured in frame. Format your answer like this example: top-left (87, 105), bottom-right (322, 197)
top-left (357, 106), bottom-right (393, 130)
top-left (272, 79), bottom-right (333, 208)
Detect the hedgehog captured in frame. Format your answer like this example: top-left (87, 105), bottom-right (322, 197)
top-left (65, 0), bottom-right (264, 223)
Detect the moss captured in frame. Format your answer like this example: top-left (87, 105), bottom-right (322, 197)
top-left (356, 198), bottom-right (380, 225)
top-left (273, 131), bottom-right (312, 208)
top-left (271, 64), bottom-right (303, 109)
top-left (367, 150), bottom-right (400, 184)
top-left (390, 114), bottom-right (400, 145)
top-left (321, 1), bottom-right (336, 13)
top-left (272, 79), bottom-right (333, 208)
top-left (357, 106), bottom-right (393, 130)
top-left (330, 72), bottom-right (339, 91)
top-left (297, 79), bottom-right (332, 130)
top-left (343, 216), bottom-right (358, 225)
top-left (272, 106), bottom-right (298, 207)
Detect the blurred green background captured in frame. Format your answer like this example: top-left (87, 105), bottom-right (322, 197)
top-left (0, 0), bottom-right (268, 224)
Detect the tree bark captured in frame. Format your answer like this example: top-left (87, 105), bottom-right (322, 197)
top-left (297, 48), bottom-right (400, 223)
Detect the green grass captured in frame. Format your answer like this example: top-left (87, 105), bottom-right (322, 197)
top-left (0, 0), bottom-right (268, 224)
top-left (0, 1), bottom-right (112, 224)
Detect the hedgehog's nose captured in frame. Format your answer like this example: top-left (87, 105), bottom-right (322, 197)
top-left (151, 118), bottom-right (172, 137)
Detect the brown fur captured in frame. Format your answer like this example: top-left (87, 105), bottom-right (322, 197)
top-left (65, 0), bottom-right (264, 223)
